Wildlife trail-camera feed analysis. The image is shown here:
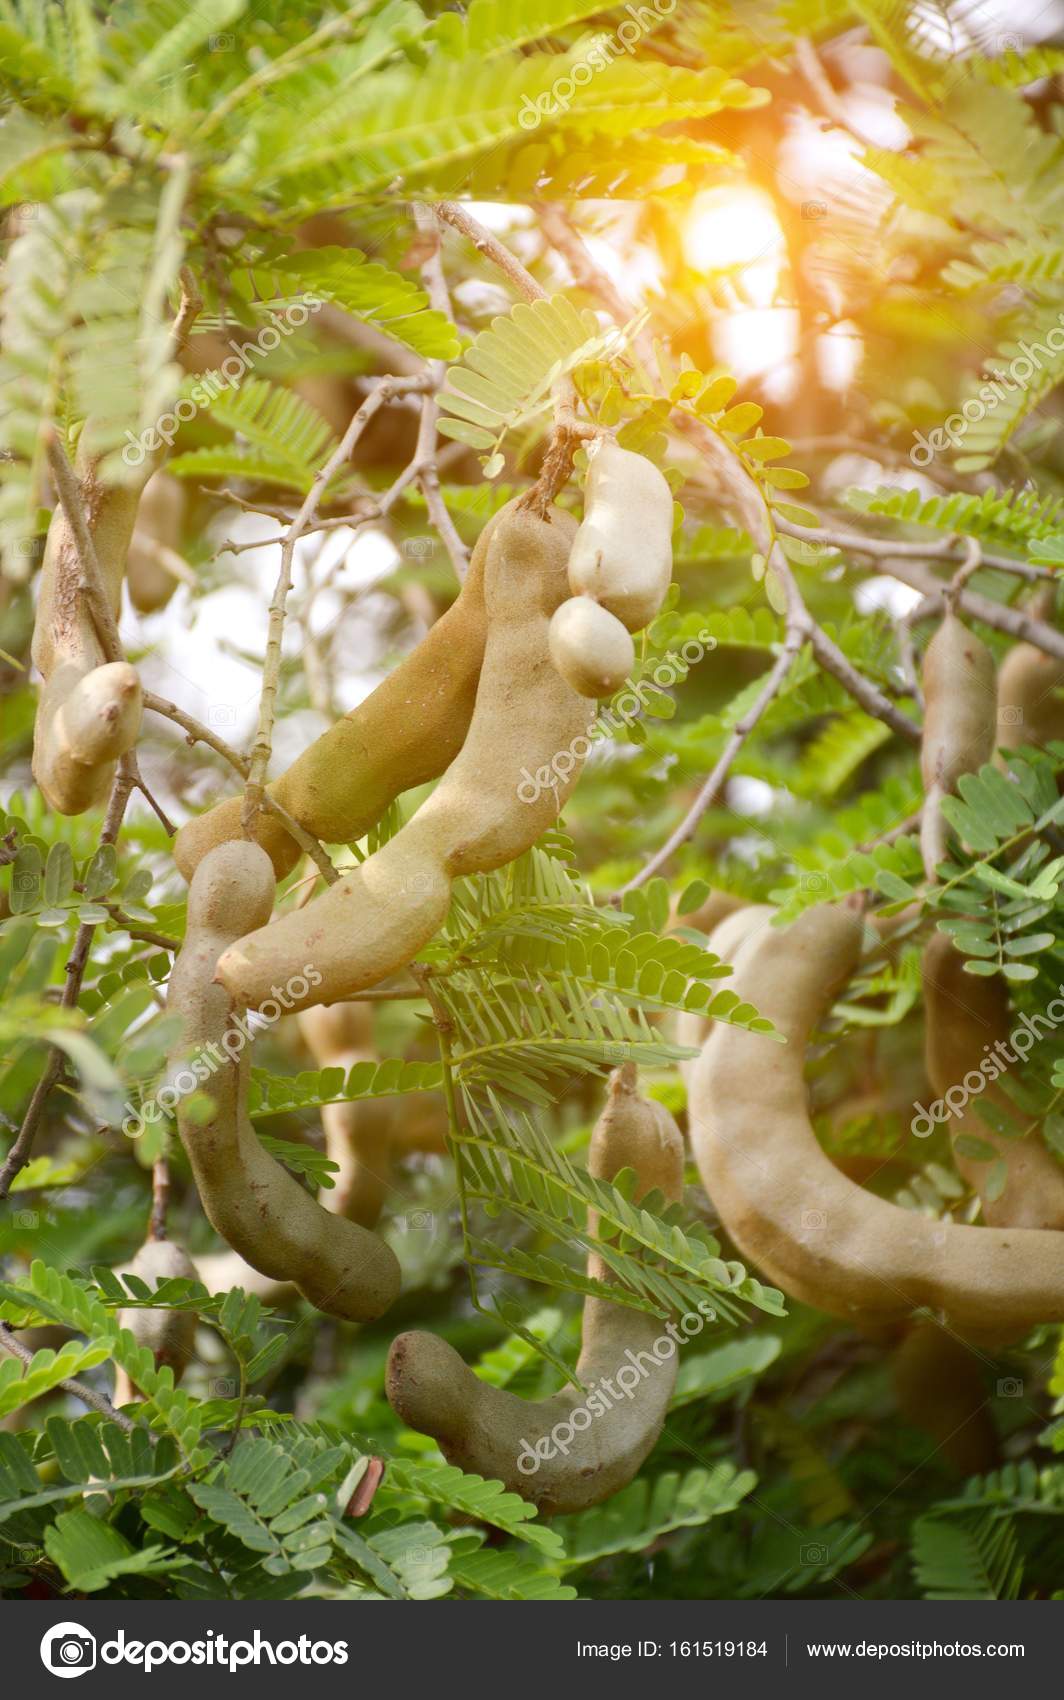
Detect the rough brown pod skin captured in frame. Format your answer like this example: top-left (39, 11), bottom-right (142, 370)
top-left (923, 929), bottom-right (1064, 1229)
top-left (548, 595), bottom-right (635, 699)
top-left (675, 904), bottom-right (770, 1093)
top-left (566, 441), bottom-right (674, 633)
top-left (891, 1320), bottom-right (998, 1476)
top-left (166, 840), bottom-right (401, 1322)
top-left (297, 1002), bottom-right (397, 1229)
top-left (126, 471), bottom-right (186, 614)
top-left (215, 503), bottom-right (590, 1012)
top-left (113, 1238), bottom-right (199, 1406)
top-left (688, 905), bottom-right (1064, 1339)
top-left (385, 1066), bottom-right (684, 1514)
top-left (32, 456), bottom-right (146, 814)
top-left (919, 609), bottom-right (996, 878)
top-left (996, 640), bottom-right (1064, 755)
top-left (172, 498), bottom-right (509, 883)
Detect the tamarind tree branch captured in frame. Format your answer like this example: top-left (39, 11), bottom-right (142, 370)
top-left (142, 690), bottom-right (338, 885)
top-left (412, 205), bottom-right (469, 582)
top-left (436, 201), bottom-right (544, 304)
top-left (0, 1323), bottom-right (137, 1433)
top-left (239, 373), bottom-right (432, 843)
top-left (44, 431), bottom-right (124, 665)
top-left (0, 758), bottom-right (137, 1200)
top-left (618, 617), bottom-right (807, 894)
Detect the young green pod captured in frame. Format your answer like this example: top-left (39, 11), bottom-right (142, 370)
top-left (386, 1065), bottom-right (684, 1514)
top-left (167, 840), bottom-right (401, 1323)
top-left (216, 503), bottom-right (591, 1013)
top-left (566, 440), bottom-right (673, 633)
top-left (548, 596), bottom-right (635, 698)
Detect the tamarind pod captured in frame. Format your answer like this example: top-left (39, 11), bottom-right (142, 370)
top-left (298, 1003), bottom-right (393, 1229)
top-left (216, 503), bottom-right (590, 1012)
top-left (126, 471), bottom-right (187, 614)
top-left (667, 888), bottom-right (745, 939)
top-left (113, 1238), bottom-right (199, 1406)
top-left (385, 1065), bottom-right (684, 1514)
top-left (31, 456), bottom-right (148, 814)
top-left (167, 841), bottom-right (401, 1322)
top-left (996, 641), bottom-right (1064, 755)
top-left (676, 904), bottom-right (772, 1093)
top-left (924, 930), bottom-right (1064, 1229)
top-left (194, 1250), bottom-right (297, 1307)
top-left (688, 905), bottom-right (1064, 1338)
top-left (172, 498), bottom-right (506, 884)
top-left (891, 1320), bottom-right (998, 1476)
top-left (567, 441), bottom-right (674, 633)
top-left (548, 596), bottom-right (635, 698)
top-left (919, 610), bottom-right (996, 878)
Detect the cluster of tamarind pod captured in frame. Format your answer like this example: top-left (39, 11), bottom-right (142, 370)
top-left (30, 405), bottom-right (1064, 1510)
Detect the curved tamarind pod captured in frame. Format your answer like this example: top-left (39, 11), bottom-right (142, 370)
top-left (924, 930), bottom-right (1064, 1229)
top-left (688, 905), bottom-right (1064, 1338)
top-left (173, 499), bottom-right (507, 884)
top-left (919, 610), bottom-right (996, 878)
top-left (167, 841), bottom-right (401, 1322)
top-left (675, 905), bottom-right (772, 1092)
top-left (386, 1065), bottom-right (684, 1513)
top-left (567, 441), bottom-right (673, 633)
top-left (126, 471), bottom-right (187, 614)
top-left (32, 458), bottom-right (147, 814)
top-left (113, 1238), bottom-right (199, 1406)
top-left (891, 1319), bottom-right (998, 1476)
top-left (216, 503), bottom-right (589, 1012)
top-left (996, 640), bottom-right (1064, 756)
top-left (298, 1002), bottom-right (394, 1229)
top-left (548, 596), bottom-right (635, 698)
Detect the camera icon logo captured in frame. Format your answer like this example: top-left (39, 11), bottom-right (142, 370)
top-left (40, 1622), bottom-right (97, 1678)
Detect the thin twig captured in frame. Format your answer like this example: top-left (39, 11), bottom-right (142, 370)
top-left (414, 206), bottom-right (469, 582)
top-left (239, 374), bottom-right (429, 842)
top-left (436, 201), bottom-right (545, 304)
top-left (142, 690), bottom-right (339, 885)
top-left (618, 619), bottom-right (807, 894)
top-left (0, 1324), bottom-right (137, 1432)
top-left (149, 1156), bottom-right (170, 1241)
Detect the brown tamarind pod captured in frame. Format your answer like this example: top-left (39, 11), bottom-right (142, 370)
top-left (891, 1319), bottom-right (998, 1476)
top-left (919, 609), bottom-right (996, 879)
top-left (172, 497), bottom-right (508, 884)
top-left (567, 441), bottom-right (674, 632)
top-left (675, 904), bottom-right (771, 1093)
top-left (166, 840), bottom-right (401, 1323)
top-left (126, 471), bottom-right (187, 614)
top-left (385, 1065), bottom-right (685, 1514)
top-left (298, 1002), bottom-right (394, 1229)
top-left (31, 454), bottom-right (148, 814)
top-left (215, 502), bottom-right (590, 1012)
top-left (996, 640), bottom-right (1064, 756)
top-left (113, 1238), bottom-right (199, 1406)
top-left (548, 595), bottom-right (635, 698)
top-left (923, 929), bottom-right (1064, 1229)
top-left (688, 905), bottom-right (1064, 1339)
